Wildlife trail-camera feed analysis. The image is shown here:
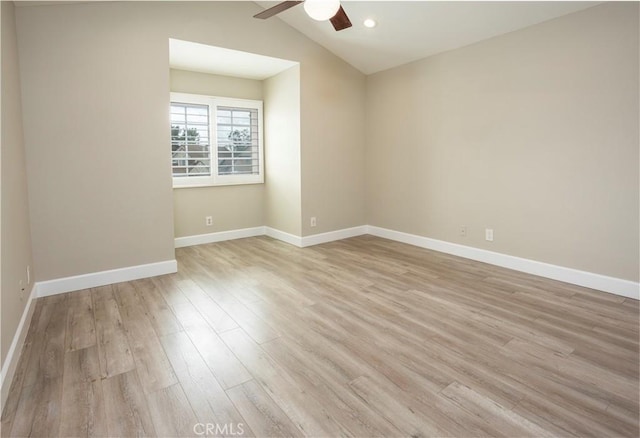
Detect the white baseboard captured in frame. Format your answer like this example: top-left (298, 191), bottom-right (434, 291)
top-left (36, 259), bottom-right (178, 298)
top-left (301, 226), bottom-right (368, 247)
top-left (367, 225), bottom-right (639, 300)
top-left (175, 227), bottom-right (265, 248)
top-left (265, 226), bottom-right (368, 248)
top-left (264, 227), bottom-right (303, 247)
top-left (175, 225), bottom-right (368, 249)
top-left (1, 284), bottom-right (37, 411)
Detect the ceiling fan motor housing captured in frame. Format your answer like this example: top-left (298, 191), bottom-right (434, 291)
top-left (304, 0), bottom-right (341, 21)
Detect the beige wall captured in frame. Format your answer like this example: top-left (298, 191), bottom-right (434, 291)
top-left (1, 0), bottom-right (34, 366)
top-left (170, 69), bottom-right (265, 238)
top-left (16, 2), bottom-right (176, 281)
top-left (171, 69), bottom-right (263, 101)
top-left (15, 1), bottom-right (366, 281)
top-left (300, 53), bottom-right (367, 235)
top-left (264, 66), bottom-right (302, 235)
top-left (366, 2), bottom-right (639, 282)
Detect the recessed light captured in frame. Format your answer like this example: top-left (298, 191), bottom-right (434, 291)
top-left (363, 18), bottom-right (377, 28)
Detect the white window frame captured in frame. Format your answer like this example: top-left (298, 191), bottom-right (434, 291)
top-left (170, 92), bottom-right (264, 188)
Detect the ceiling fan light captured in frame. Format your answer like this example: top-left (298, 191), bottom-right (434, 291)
top-left (304, 0), bottom-right (341, 22)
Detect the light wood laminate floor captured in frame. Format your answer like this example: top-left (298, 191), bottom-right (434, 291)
top-left (1, 235), bottom-right (638, 437)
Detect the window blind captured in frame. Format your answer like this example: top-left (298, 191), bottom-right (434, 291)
top-left (216, 106), bottom-right (260, 176)
top-left (170, 103), bottom-right (211, 177)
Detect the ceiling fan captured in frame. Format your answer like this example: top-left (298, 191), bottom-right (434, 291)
top-left (254, 0), bottom-right (352, 31)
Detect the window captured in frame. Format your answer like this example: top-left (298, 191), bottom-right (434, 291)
top-left (170, 92), bottom-right (264, 187)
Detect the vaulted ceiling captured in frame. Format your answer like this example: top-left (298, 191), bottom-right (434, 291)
top-left (254, 1), bottom-right (599, 74)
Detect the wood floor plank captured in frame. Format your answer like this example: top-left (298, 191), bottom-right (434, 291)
top-left (212, 298), bottom-right (280, 344)
top-left (259, 322), bottom-right (370, 387)
top-left (59, 346), bottom-right (107, 437)
top-left (65, 290), bottom-right (96, 352)
top-left (501, 338), bottom-right (638, 403)
top-left (244, 266), bottom-right (317, 308)
top-left (113, 282), bottom-right (178, 393)
top-left (440, 381), bottom-right (554, 437)
top-left (160, 331), bottom-right (251, 431)
top-left (22, 294), bottom-right (68, 387)
top-left (318, 312), bottom-right (447, 392)
top-left (145, 384), bottom-right (198, 437)
top-left (186, 325), bottom-right (253, 390)
top-left (132, 278), bottom-right (183, 337)
top-left (171, 300), bottom-right (214, 332)
top-left (92, 286), bottom-right (135, 378)
top-left (6, 296), bottom-right (68, 436)
top-left (219, 328), bottom-right (349, 437)
top-left (150, 274), bottom-right (191, 309)
top-left (6, 376), bottom-right (63, 438)
top-left (468, 309), bottom-right (575, 355)
top-left (176, 279), bottom-right (238, 333)
top-left (102, 370), bottom-right (155, 437)
top-left (348, 374), bottom-right (469, 437)
top-left (513, 394), bottom-right (636, 437)
top-left (262, 338), bottom-right (405, 437)
top-left (183, 263), bottom-right (281, 344)
top-left (226, 380), bottom-right (302, 438)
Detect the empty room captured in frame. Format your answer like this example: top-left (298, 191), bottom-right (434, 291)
top-left (1, 0), bottom-right (638, 437)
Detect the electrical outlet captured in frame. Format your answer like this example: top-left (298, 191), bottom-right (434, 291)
top-left (205, 216), bottom-right (213, 226)
top-left (485, 228), bottom-right (494, 242)
top-left (460, 226), bottom-right (467, 237)
top-left (310, 217), bottom-right (317, 227)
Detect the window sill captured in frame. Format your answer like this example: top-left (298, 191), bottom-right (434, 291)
top-left (172, 180), bottom-right (265, 189)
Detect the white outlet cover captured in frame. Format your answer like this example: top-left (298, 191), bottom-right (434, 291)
top-left (485, 229), bottom-right (494, 241)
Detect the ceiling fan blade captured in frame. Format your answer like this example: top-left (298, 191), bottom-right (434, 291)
top-left (330, 5), bottom-right (352, 31)
top-left (254, 1), bottom-right (304, 19)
